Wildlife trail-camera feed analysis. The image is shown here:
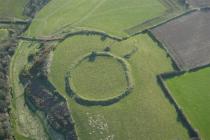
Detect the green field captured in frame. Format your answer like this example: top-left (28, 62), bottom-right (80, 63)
top-left (4, 0), bottom-right (193, 139)
top-left (0, 29), bottom-right (8, 41)
top-left (49, 34), bottom-right (189, 140)
top-left (0, 0), bottom-right (27, 19)
top-left (71, 55), bottom-right (128, 100)
top-left (26, 0), bottom-right (178, 37)
top-left (166, 67), bottom-right (210, 140)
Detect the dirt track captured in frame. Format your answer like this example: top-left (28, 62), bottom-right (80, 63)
top-left (151, 10), bottom-right (210, 70)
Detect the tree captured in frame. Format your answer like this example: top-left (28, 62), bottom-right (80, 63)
top-left (89, 51), bottom-right (97, 61)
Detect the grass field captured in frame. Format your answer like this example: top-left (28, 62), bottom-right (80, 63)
top-left (9, 41), bottom-right (49, 140)
top-left (0, 0), bottom-right (27, 19)
top-left (26, 0), bottom-right (171, 37)
top-left (4, 0), bottom-right (193, 139)
top-left (166, 67), bottom-right (210, 140)
top-left (49, 34), bottom-right (189, 140)
top-left (71, 55), bottom-right (128, 100)
top-left (0, 29), bottom-right (8, 41)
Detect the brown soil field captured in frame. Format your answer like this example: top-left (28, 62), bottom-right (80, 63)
top-left (187, 0), bottom-right (210, 7)
top-left (151, 10), bottom-right (210, 70)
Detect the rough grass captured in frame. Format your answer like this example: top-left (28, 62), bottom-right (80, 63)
top-left (9, 41), bottom-right (49, 140)
top-left (49, 34), bottom-right (190, 140)
top-left (26, 0), bottom-right (167, 37)
top-left (71, 55), bottom-right (128, 100)
top-left (0, 0), bottom-right (27, 19)
top-left (0, 29), bottom-right (8, 41)
top-left (166, 67), bottom-right (210, 140)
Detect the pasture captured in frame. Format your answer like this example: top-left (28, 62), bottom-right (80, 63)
top-left (49, 34), bottom-right (189, 140)
top-left (166, 67), bottom-right (210, 140)
top-left (26, 0), bottom-right (185, 37)
top-left (151, 10), bottom-right (210, 70)
top-left (69, 52), bottom-right (129, 100)
top-left (4, 0), bottom-right (203, 139)
top-left (0, 0), bottom-right (27, 19)
top-left (0, 29), bottom-right (8, 41)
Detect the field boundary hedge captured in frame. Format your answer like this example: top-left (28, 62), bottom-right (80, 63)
top-left (145, 8), bottom-right (199, 71)
top-left (17, 9), bottom-right (197, 45)
top-left (148, 8), bottom-right (197, 30)
top-left (18, 8), bottom-right (195, 43)
top-left (148, 7), bottom-right (210, 72)
top-left (125, 0), bottom-right (190, 35)
top-left (157, 72), bottom-right (201, 140)
top-left (0, 19), bottom-right (30, 25)
top-left (147, 30), bottom-right (181, 70)
top-left (65, 51), bottom-right (134, 106)
top-left (150, 22), bottom-right (210, 139)
top-left (146, 10), bottom-right (208, 138)
top-left (155, 62), bottom-right (210, 140)
top-left (18, 28), bottom-right (127, 42)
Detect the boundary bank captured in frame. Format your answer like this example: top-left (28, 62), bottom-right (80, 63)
top-left (65, 51), bottom-right (134, 106)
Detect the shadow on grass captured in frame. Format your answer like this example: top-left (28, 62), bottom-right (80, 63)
top-left (157, 75), bottom-right (200, 139)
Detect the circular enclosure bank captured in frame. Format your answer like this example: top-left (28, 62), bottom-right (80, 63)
top-left (65, 51), bottom-right (134, 106)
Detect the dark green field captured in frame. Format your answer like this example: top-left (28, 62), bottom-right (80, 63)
top-left (166, 67), bottom-right (210, 140)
